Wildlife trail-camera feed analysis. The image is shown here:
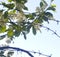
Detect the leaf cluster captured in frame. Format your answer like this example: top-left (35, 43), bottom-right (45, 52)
top-left (0, 0), bottom-right (56, 40)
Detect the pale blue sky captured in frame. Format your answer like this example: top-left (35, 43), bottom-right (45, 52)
top-left (0, 0), bottom-right (60, 57)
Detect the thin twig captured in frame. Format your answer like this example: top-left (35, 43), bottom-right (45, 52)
top-left (29, 51), bottom-right (52, 57)
top-left (40, 25), bottom-right (60, 38)
top-left (0, 46), bottom-right (34, 57)
top-left (0, 46), bottom-right (51, 57)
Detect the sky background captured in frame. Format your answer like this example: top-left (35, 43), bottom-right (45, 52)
top-left (0, 0), bottom-right (60, 57)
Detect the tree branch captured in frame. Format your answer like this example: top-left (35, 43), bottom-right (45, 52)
top-left (53, 19), bottom-right (60, 24)
top-left (29, 51), bottom-right (52, 57)
top-left (0, 46), bottom-right (34, 57)
top-left (0, 46), bottom-right (51, 57)
top-left (40, 25), bottom-right (60, 38)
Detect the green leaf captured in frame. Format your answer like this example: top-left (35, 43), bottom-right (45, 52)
top-left (32, 26), bottom-right (36, 35)
top-left (42, 0), bottom-right (48, 6)
top-left (51, 4), bottom-right (56, 7)
top-left (47, 7), bottom-right (56, 11)
top-left (0, 51), bottom-right (4, 55)
top-left (22, 0), bottom-right (27, 3)
top-left (28, 14), bottom-right (34, 19)
top-left (23, 6), bottom-right (28, 10)
top-left (0, 35), bottom-right (6, 40)
top-left (0, 25), bottom-right (6, 33)
top-left (22, 32), bottom-right (26, 40)
top-left (51, 0), bottom-right (54, 2)
top-left (15, 0), bottom-right (27, 3)
top-left (16, 0), bottom-right (21, 3)
top-left (7, 29), bottom-right (14, 37)
top-left (7, 3), bottom-right (15, 9)
top-left (40, 0), bottom-right (48, 10)
top-left (44, 12), bottom-right (54, 19)
top-left (8, 0), bottom-right (12, 2)
top-left (34, 19), bottom-right (40, 23)
top-left (26, 13), bottom-right (35, 19)
top-left (2, 3), bottom-right (15, 9)
top-left (26, 25), bottom-right (31, 33)
top-left (40, 2), bottom-right (43, 7)
top-left (8, 10), bottom-right (16, 15)
top-left (14, 30), bottom-right (20, 37)
top-left (3, 11), bottom-right (8, 18)
top-left (45, 12), bottom-right (53, 17)
top-left (43, 16), bottom-right (49, 23)
top-left (8, 51), bottom-right (14, 56)
top-left (2, 2), bottom-right (5, 6)
top-left (38, 16), bottom-right (43, 23)
top-left (13, 25), bottom-right (21, 37)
